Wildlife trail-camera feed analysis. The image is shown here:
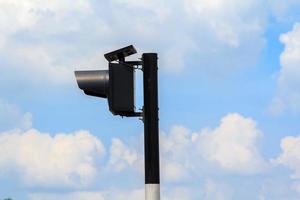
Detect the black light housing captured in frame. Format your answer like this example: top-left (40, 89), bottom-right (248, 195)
top-left (75, 45), bottom-right (136, 117)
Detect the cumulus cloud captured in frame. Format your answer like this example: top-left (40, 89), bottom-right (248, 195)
top-left (108, 113), bottom-right (267, 184)
top-left (0, 129), bottom-right (105, 187)
top-left (0, 99), bottom-right (32, 131)
top-left (195, 113), bottom-right (266, 173)
top-left (272, 134), bottom-right (300, 198)
top-left (273, 135), bottom-right (300, 179)
top-left (160, 113), bottom-right (267, 184)
top-left (270, 23), bottom-right (300, 113)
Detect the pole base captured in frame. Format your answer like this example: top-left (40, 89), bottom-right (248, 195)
top-left (145, 184), bottom-right (160, 200)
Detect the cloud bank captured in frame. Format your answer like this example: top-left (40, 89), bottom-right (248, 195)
top-left (0, 0), bottom-right (268, 88)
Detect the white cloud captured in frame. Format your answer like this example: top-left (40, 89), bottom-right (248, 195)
top-left (273, 135), bottom-right (300, 179)
top-left (271, 134), bottom-right (300, 198)
top-left (0, 99), bottom-right (32, 131)
top-left (146, 113), bottom-right (266, 185)
top-left (161, 113), bottom-right (266, 180)
top-left (195, 113), bottom-right (266, 173)
top-left (270, 23), bottom-right (300, 113)
top-left (0, 129), bottom-right (105, 187)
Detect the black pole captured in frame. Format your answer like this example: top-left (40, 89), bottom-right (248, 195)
top-left (142, 53), bottom-right (160, 199)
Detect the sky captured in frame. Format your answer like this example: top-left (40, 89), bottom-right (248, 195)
top-left (1, 0), bottom-right (300, 199)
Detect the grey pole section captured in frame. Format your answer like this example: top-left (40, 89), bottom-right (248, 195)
top-left (142, 53), bottom-right (160, 200)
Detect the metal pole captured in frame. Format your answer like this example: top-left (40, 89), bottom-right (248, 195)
top-left (142, 53), bottom-right (160, 200)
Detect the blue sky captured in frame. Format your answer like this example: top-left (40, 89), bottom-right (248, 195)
top-left (1, 0), bottom-right (300, 199)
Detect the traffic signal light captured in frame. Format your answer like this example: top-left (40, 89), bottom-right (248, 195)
top-left (75, 45), bottom-right (160, 200)
top-left (75, 45), bottom-right (137, 117)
